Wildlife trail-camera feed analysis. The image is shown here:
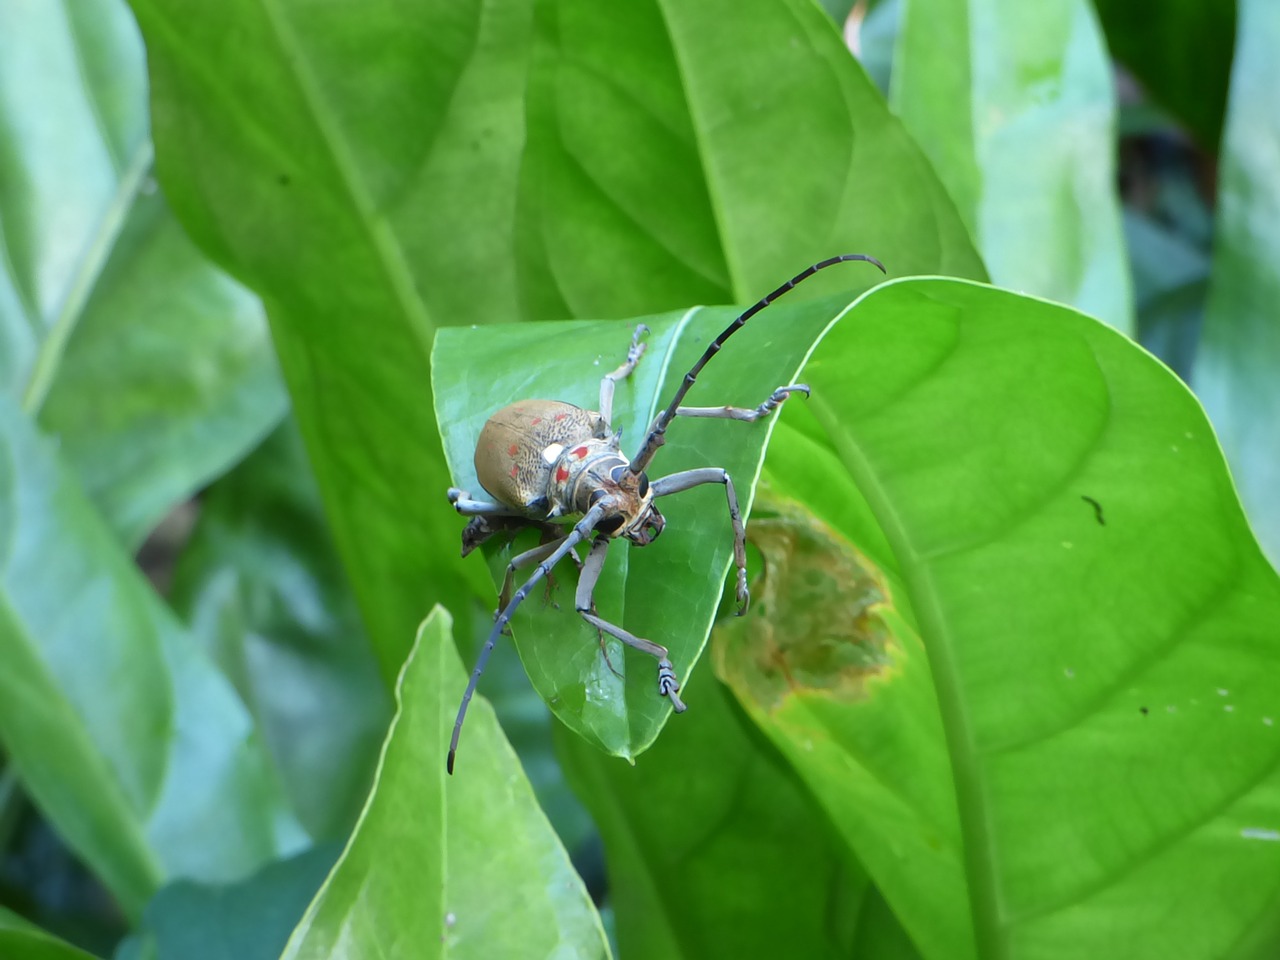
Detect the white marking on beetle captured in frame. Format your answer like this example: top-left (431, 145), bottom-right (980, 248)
top-left (541, 443), bottom-right (565, 464)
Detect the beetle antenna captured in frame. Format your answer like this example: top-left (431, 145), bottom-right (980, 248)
top-left (629, 254), bottom-right (885, 473)
top-left (448, 502), bottom-right (609, 774)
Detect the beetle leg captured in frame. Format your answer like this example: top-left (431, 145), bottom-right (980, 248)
top-left (448, 487), bottom-right (526, 518)
top-left (675, 384), bottom-right (809, 422)
top-left (598, 324), bottom-right (649, 431)
top-left (576, 537), bottom-right (686, 710)
top-left (650, 467), bottom-right (749, 614)
top-left (499, 535), bottom-right (572, 614)
top-left (450, 501), bottom-right (611, 774)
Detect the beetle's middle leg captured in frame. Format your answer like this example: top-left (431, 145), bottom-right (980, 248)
top-left (675, 384), bottom-right (809, 422)
top-left (597, 324), bottom-right (649, 431)
top-left (651, 467), bottom-right (750, 613)
top-left (575, 535), bottom-right (686, 711)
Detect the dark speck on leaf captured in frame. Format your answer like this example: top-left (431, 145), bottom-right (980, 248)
top-left (1081, 495), bottom-right (1105, 526)
top-left (1139, 706), bottom-right (1149, 716)
top-left (278, 173), bottom-right (290, 186)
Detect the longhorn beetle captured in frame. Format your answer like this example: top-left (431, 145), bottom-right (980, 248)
top-left (446, 254), bottom-right (885, 772)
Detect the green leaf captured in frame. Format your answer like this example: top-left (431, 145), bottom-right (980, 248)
top-left (131, 0), bottom-right (983, 680)
top-left (134, 844), bottom-right (339, 960)
top-left (892, 0), bottom-right (1133, 331)
top-left (777, 277), bottom-right (1280, 957)
top-left (280, 607), bottom-right (609, 960)
top-left (38, 188), bottom-right (286, 549)
top-left (0, 907), bottom-right (100, 960)
top-left (1197, 0), bottom-right (1280, 569)
top-left (557, 666), bottom-right (920, 959)
top-left (0, 397), bottom-right (303, 919)
top-left (128, 0), bottom-right (537, 678)
top-left (433, 278), bottom-right (882, 760)
top-left (169, 422), bottom-right (390, 841)
top-left (518, 0), bottom-right (985, 321)
top-left (1, 1), bottom-right (284, 548)
top-left (0, 0), bottom-right (148, 405)
top-left (1091, 0), bottom-right (1236, 149)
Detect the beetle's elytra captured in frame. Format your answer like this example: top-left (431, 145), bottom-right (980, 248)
top-left (446, 254), bottom-right (885, 772)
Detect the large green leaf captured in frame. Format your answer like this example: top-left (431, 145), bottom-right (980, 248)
top-left (1, 1), bottom-right (284, 547)
top-left (131, 0), bottom-right (982, 681)
top-left (892, 0), bottom-right (1132, 331)
top-left (0, 907), bottom-right (99, 960)
top-left (127, 0), bottom-right (537, 678)
top-left (556, 665), bottom-right (921, 960)
top-left (1196, 0), bottom-right (1280, 569)
top-left (754, 277), bottom-right (1280, 957)
top-left (433, 279), bottom-right (882, 760)
top-left (517, 0), bottom-right (984, 321)
top-left (280, 607), bottom-right (609, 960)
top-left (0, 397), bottom-right (303, 920)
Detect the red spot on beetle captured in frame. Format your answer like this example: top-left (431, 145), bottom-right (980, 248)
top-left (530, 417), bottom-right (542, 426)
top-left (507, 444), bottom-right (519, 458)
top-left (572, 445), bottom-right (589, 459)
top-left (555, 465), bottom-right (570, 483)
top-left (509, 466), bottom-right (519, 479)
top-left (554, 413), bottom-right (567, 421)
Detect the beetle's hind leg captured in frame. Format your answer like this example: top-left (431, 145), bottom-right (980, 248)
top-left (598, 324), bottom-right (649, 431)
top-left (575, 536), bottom-right (687, 711)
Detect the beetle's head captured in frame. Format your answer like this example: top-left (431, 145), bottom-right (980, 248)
top-left (589, 465), bottom-right (664, 545)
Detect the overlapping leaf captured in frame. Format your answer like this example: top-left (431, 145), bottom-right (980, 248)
top-left (131, 0), bottom-right (982, 681)
top-left (0, 398), bottom-right (303, 919)
top-left (1196, 0), bottom-right (1280, 568)
top-left (280, 608), bottom-right (609, 960)
top-left (737, 277), bottom-right (1280, 958)
top-left (893, 0), bottom-right (1132, 330)
top-left (434, 283), bottom-right (881, 759)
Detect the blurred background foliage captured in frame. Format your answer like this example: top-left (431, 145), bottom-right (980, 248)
top-left (1, 0), bottom-right (1276, 957)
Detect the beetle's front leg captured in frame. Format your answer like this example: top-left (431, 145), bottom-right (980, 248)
top-left (575, 535), bottom-right (687, 711)
top-left (675, 384), bottom-right (809, 422)
top-left (650, 467), bottom-right (749, 613)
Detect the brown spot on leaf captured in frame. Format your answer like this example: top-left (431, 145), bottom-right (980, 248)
top-left (713, 497), bottom-right (897, 712)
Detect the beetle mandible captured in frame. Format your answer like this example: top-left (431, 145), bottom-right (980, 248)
top-left (446, 254), bottom-right (885, 772)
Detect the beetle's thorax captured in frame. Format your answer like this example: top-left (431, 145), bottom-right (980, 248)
top-left (545, 439), bottom-right (663, 544)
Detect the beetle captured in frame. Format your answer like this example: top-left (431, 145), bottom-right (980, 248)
top-left (446, 254), bottom-right (885, 772)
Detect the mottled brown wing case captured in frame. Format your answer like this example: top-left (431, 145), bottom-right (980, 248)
top-left (473, 400), bottom-right (600, 509)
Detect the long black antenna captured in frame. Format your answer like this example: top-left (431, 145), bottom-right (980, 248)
top-left (629, 254), bottom-right (885, 473)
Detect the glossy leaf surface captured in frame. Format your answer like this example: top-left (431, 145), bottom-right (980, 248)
top-left (0, 397), bottom-right (303, 919)
top-left (893, 0), bottom-right (1132, 330)
top-left (1196, 0), bottom-right (1280, 568)
top-left (2, 1), bottom-right (283, 548)
top-left (280, 608), bottom-right (609, 960)
top-left (752, 277), bottom-right (1280, 958)
top-left (556, 667), bottom-right (921, 960)
top-left (433, 282), bottom-right (882, 759)
top-left (131, 0), bottom-right (982, 680)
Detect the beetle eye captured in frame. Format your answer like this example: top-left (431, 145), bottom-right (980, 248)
top-left (638, 473), bottom-right (650, 498)
top-left (597, 515), bottom-right (624, 535)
